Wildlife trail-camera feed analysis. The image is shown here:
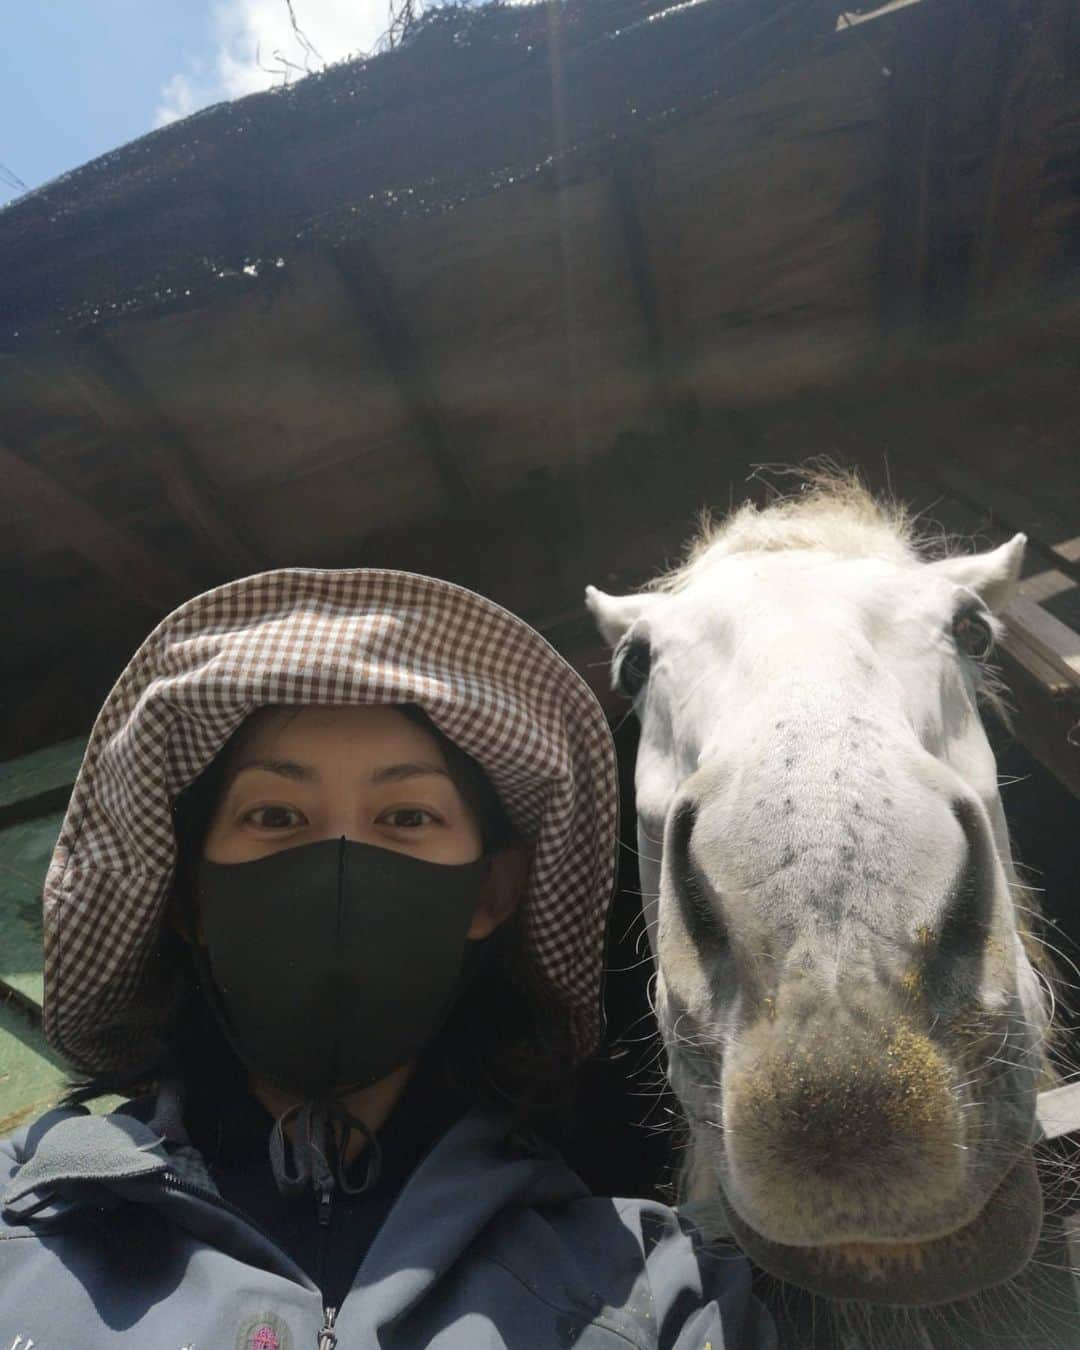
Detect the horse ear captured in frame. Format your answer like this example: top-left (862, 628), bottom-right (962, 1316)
top-left (585, 586), bottom-right (659, 645)
top-left (925, 533), bottom-right (1027, 613)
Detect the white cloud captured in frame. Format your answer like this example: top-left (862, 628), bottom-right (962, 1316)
top-left (155, 0), bottom-right (386, 128)
top-left (155, 72), bottom-right (201, 128)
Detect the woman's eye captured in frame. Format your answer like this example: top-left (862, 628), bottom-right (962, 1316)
top-left (379, 807), bottom-right (439, 829)
top-left (243, 805), bottom-right (306, 830)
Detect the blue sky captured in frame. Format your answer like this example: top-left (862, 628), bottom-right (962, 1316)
top-left (1, 1), bottom-right (384, 209)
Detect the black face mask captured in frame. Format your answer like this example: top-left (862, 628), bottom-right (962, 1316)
top-left (191, 836), bottom-right (488, 1102)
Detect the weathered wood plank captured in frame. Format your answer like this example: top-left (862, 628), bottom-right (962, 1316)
top-left (877, 0), bottom-right (958, 335)
top-left (920, 458), bottom-right (1080, 588)
top-left (330, 244), bottom-right (476, 516)
top-left (1006, 596), bottom-right (1080, 686)
top-left (968, 0), bottom-right (1074, 311)
top-left (1037, 1080), bottom-right (1080, 1142)
top-left (611, 146), bottom-right (685, 438)
top-left (1004, 627), bottom-right (1075, 699)
top-left (70, 337), bottom-right (264, 577)
top-left (0, 439), bottom-right (193, 613)
top-left (997, 647), bottom-right (1080, 798)
top-left (1020, 566), bottom-right (1077, 609)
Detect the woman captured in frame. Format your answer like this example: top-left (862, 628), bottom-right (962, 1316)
top-left (0, 567), bottom-right (774, 1348)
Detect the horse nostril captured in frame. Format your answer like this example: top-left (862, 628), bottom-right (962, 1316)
top-left (667, 800), bottom-right (726, 950)
top-left (925, 802), bottom-right (991, 998)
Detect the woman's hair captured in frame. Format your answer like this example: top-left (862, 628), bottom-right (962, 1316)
top-left (61, 705), bottom-right (578, 1137)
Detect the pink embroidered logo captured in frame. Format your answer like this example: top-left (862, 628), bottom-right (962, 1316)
top-left (236, 1311), bottom-right (292, 1350)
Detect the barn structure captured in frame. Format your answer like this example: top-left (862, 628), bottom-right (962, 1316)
top-left (1, 0), bottom-right (1078, 1212)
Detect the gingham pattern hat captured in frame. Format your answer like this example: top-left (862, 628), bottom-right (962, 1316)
top-left (43, 568), bottom-right (619, 1073)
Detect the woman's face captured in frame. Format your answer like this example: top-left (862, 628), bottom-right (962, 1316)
top-left (194, 706), bottom-right (522, 944)
top-left (194, 704), bottom-right (522, 1110)
top-left (204, 705), bottom-right (484, 867)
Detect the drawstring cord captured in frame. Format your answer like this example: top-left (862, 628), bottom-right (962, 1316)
top-left (268, 1099), bottom-right (383, 1200)
top-left (330, 1102), bottom-right (383, 1197)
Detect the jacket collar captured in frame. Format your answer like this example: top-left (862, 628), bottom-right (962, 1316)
top-left (3, 1107), bottom-right (170, 1219)
top-left (3, 1082), bottom-right (590, 1329)
top-left (2, 1080), bottom-right (591, 1323)
top-left (2, 1080), bottom-right (216, 1220)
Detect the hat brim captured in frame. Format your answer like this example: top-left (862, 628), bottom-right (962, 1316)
top-left (42, 568), bottom-right (618, 1073)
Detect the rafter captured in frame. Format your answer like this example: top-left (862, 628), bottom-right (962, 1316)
top-left (968, 0), bottom-right (1072, 311)
top-left (611, 145), bottom-right (685, 438)
top-left (877, 0), bottom-right (960, 335)
top-left (329, 242), bottom-right (476, 516)
top-left (69, 337), bottom-right (264, 577)
top-left (0, 439), bottom-right (193, 612)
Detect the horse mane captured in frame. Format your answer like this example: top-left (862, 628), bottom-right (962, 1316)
top-left (650, 467), bottom-right (919, 592)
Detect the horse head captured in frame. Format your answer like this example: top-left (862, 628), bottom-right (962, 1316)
top-left (588, 477), bottom-right (1061, 1314)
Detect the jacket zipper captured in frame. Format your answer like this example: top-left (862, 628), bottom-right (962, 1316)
top-left (161, 1170), bottom-right (292, 1257)
top-left (318, 1305), bottom-right (338, 1349)
top-left (316, 1178), bottom-right (334, 1339)
top-left (162, 1161), bottom-right (345, 1339)
top-left (161, 1170), bottom-right (339, 1334)
top-left (163, 1116), bottom-right (476, 1333)
top-left (317, 1181), bottom-right (334, 1227)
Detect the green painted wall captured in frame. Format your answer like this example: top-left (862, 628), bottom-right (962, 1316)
top-left (0, 736), bottom-right (86, 813)
top-left (0, 995), bottom-right (70, 1136)
top-left (0, 811), bottom-right (63, 1009)
top-left (0, 737), bottom-right (121, 1130)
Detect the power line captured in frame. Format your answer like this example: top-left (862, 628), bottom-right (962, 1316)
top-left (0, 161), bottom-right (28, 193)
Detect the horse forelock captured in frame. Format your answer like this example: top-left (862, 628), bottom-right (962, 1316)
top-left (650, 469), bottom-right (918, 593)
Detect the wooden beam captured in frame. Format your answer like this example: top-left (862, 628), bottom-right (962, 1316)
top-left (611, 146), bottom-right (684, 437)
top-left (836, 0), bottom-right (924, 29)
top-left (1004, 625), bottom-right (1076, 698)
top-left (329, 242), bottom-right (476, 516)
top-left (1005, 597), bottom-right (1080, 688)
top-left (997, 646), bottom-right (1080, 799)
top-left (69, 337), bottom-right (264, 577)
top-left (0, 439), bottom-right (192, 612)
top-left (968, 0), bottom-right (1073, 312)
top-left (909, 457), bottom-right (1080, 589)
top-left (877, 0), bottom-right (1051, 339)
top-left (878, 0), bottom-right (1076, 338)
top-left (1037, 1081), bottom-right (1080, 1142)
top-left (878, 0), bottom-right (946, 334)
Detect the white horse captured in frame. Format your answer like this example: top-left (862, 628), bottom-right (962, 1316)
top-left (588, 475), bottom-right (1077, 1345)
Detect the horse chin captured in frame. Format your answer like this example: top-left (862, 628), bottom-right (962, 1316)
top-left (721, 1153), bottom-right (1042, 1307)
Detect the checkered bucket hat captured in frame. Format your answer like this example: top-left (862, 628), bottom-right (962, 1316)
top-left (43, 568), bottom-right (619, 1074)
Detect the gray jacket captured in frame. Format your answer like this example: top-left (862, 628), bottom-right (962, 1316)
top-left (0, 1092), bottom-right (775, 1349)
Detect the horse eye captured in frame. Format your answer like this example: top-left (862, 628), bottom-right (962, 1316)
top-left (952, 606), bottom-right (995, 660)
top-left (614, 635), bottom-right (652, 698)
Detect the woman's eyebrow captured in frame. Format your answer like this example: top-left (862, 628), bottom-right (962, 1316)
top-left (231, 758), bottom-right (317, 782)
top-left (228, 759), bottom-right (449, 785)
top-left (370, 761), bottom-right (450, 785)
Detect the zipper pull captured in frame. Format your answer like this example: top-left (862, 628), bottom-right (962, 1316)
top-left (318, 1305), bottom-right (338, 1349)
top-left (316, 1183), bottom-right (334, 1227)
